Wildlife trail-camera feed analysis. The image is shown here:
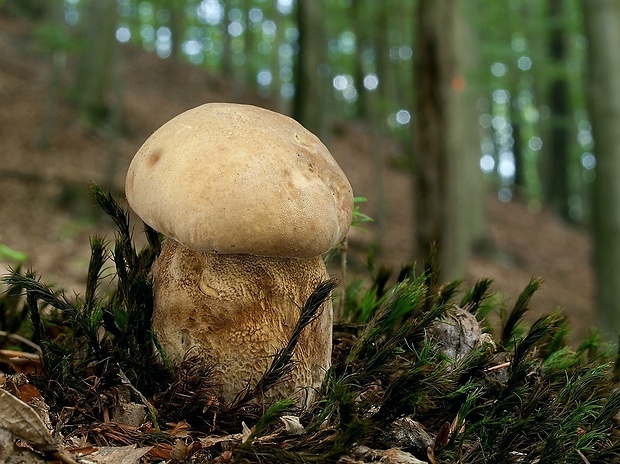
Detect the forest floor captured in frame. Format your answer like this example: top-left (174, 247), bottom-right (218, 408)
top-left (0, 12), bottom-right (595, 344)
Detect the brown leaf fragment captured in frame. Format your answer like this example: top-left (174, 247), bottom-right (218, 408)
top-left (341, 446), bottom-right (429, 464)
top-left (434, 422), bottom-right (451, 448)
top-left (0, 388), bottom-right (56, 450)
top-left (16, 382), bottom-right (42, 403)
top-left (280, 415), bottom-right (306, 435)
top-left (81, 444), bottom-right (152, 464)
top-left (146, 443), bottom-right (172, 461)
top-left (170, 439), bottom-right (190, 461)
top-left (198, 433), bottom-right (242, 449)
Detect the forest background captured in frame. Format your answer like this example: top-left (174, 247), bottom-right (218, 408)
top-left (0, 0), bottom-right (617, 346)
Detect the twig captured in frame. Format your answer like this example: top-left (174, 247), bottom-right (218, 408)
top-left (0, 349), bottom-right (41, 361)
top-left (117, 368), bottom-right (160, 432)
top-left (0, 330), bottom-right (43, 357)
top-left (484, 361), bottom-right (511, 372)
top-left (577, 450), bottom-right (591, 464)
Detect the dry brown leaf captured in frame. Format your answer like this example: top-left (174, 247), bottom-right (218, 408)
top-left (199, 433), bottom-right (242, 449)
top-left (166, 420), bottom-right (191, 438)
top-left (16, 382), bottom-right (43, 403)
top-left (0, 388), bottom-right (56, 449)
top-left (280, 415), bottom-right (306, 435)
top-left (80, 444), bottom-right (152, 464)
top-left (146, 443), bottom-right (172, 460)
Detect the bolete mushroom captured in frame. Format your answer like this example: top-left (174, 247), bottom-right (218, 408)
top-left (125, 102), bottom-right (353, 406)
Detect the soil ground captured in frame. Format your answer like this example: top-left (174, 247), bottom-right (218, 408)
top-left (0, 12), bottom-right (595, 344)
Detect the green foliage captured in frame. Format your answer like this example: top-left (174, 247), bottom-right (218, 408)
top-left (501, 276), bottom-right (543, 347)
top-left (34, 22), bottom-right (78, 53)
top-left (351, 196), bottom-right (373, 229)
top-left (0, 243), bottom-right (27, 263)
top-left (1, 188), bottom-right (619, 462)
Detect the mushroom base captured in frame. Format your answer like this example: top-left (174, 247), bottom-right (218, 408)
top-left (151, 239), bottom-right (333, 407)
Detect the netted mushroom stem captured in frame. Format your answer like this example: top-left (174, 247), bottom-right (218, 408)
top-left (151, 239), bottom-right (333, 407)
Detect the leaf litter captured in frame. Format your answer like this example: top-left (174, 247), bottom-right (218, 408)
top-left (0, 186), bottom-right (619, 463)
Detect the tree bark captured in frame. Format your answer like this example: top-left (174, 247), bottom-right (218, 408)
top-left (413, 0), bottom-right (450, 270)
top-left (582, 0), bottom-right (620, 344)
top-left (544, 0), bottom-right (570, 219)
top-left (72, 0), bottom-right (118, 124)
top-left (413, 0), bottom-right (485, 280)
top-left (293, 0), bottom-right (329, 140)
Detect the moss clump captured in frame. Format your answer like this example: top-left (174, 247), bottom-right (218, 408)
top-left (1, 186), bottom-right (619, 463)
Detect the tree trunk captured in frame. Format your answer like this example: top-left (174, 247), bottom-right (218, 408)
top-left (512, 112), bottom-right (525, 191)
top-left (375, 0), bottom-right (398, 112)
top-left (221, 1), bottom-right (234, 76)
top-left (72, 0), bottom-right (118, 124)
top-left (413, 0), bottom-right (450, 270)
top-left (293, 0), bottom-right (329, 139)
top-left (413, 0), bottom-right (485, 280)
top-left (167, 0), bottom-right (185, 63)
top-left (544, 0), bottom-right (570, 219)
top-left (582, 0), bottom-right (620, 344)
top-left (36, 0), bottom-right (66, 149)
top-left (352, 0), bottom-right (368, 119)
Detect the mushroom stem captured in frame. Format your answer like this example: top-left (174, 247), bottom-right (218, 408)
top-left (151, 239), bottom-right (333, 406)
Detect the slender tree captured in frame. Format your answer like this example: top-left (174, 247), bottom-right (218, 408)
top-left (413, 0), bottom-right (485, 280)
top-left (293, 0), bottom-right (329, 139)
top-left (36, 0), bottom-right (69, 148)
top-left (72, 0), bottom-right (119, 124)
top-left (221, 0), bottom-right (234, 77)
top-left (543, 0), bottom-right (570, 219)
top-left (351, 0), bottom-right (368, 119)
top-left (413, 0), bottom-right (450, 270)
top-left (164, 0), bottom-right (186, 63)
top-left (582, 0), bottom-right (620, 344)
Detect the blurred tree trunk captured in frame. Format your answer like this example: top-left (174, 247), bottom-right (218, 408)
top-left (166, 0), bottom-right (185, 63)
top-left (374, 2), bottom-right (393, 110)
top-left (222, 1), bottom-right (233, 76)
top-left (413, 0), bottom-right (485, 280)
top-left (36, 0), bottom-right (67, 149)
top-left (293, 0), bottom-right (329, 140)
top-left (543, 0), bottom-right (570, 219)
top-left (272, 8), bottom-right (285, 113)
top-left (71, 0), bottom-right (122, 188)
top-left (4, 0), bottom-right (48, 18)
top-left (413, 0), bottom-right (450, 272)
top-left (582, 0), bottom-right (620, 344)
top-left (512, 111), bottom-right (525, 190)
top-left (244, 0), bottom-right (255, 89)
top-left (72, 0), bottom-right (118, 125)
top-left (352, 0), bottom-right (368, 119)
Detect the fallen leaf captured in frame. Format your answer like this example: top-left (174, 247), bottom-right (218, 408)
top-left (81, 444), bottom-right (152, 464)
top-left (280, 415), bottom-right (306, 435)
top-left (241, 421), bottom-right (252, 443)
top-left (0, 388), bottom-right (56, 449)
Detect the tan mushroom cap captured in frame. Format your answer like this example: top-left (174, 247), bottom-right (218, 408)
top-left (125, 102), bottom-right (353, 258)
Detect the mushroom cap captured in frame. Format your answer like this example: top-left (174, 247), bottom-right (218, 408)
top-left (125, 102), bottom-right (353, 258)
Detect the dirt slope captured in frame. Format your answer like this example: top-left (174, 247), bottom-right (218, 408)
top-left (0, 12), bottom-right (595, 343)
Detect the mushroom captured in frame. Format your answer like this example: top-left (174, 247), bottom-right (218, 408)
top-left (125, 102), bottom-right (353, 406)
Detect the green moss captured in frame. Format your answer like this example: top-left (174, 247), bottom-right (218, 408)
top-left (1, 186), bottom-right (619, 463)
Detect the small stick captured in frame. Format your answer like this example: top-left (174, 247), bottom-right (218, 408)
top-left (0, 330), bottom-right (43, 357)
top-left (484, 362), bottom-right (511, 372)
top-left (0, 349), bottom-right (41, 361)
top-left (577, 450), bottom-right (591, 464)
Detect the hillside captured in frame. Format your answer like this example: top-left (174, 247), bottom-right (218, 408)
top-left (0, 11), bottom-right (595, 343)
